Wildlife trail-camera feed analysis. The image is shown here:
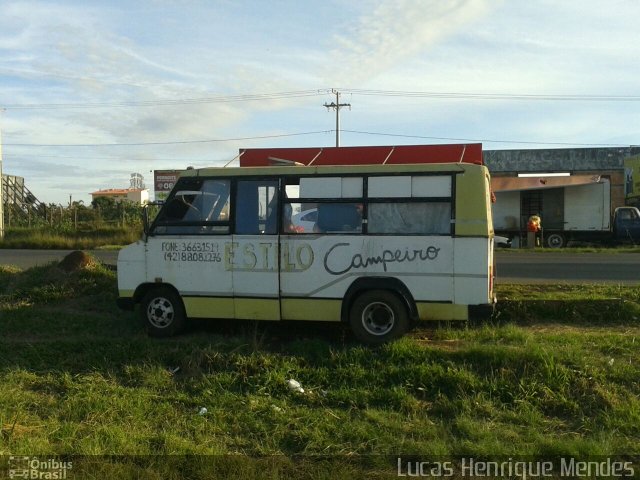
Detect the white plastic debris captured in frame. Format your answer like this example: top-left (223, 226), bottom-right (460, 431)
top-left (198, 407), bottom-right (208, 415)
top-left (287, 379), bottom-right (301, 389)
top-left (287, 379), bottom-right (304, 394)
top-left (608, 358), bottom-right (615, 366)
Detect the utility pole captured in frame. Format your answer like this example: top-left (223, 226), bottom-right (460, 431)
top-left (324, 89), bottom-right (351, 147)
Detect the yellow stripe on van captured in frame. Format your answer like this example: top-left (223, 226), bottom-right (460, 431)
top-left (183, 297), bottom-right (280, 320)
top-left (281, 298), bottom-right (342, 322)
top-left (119, 289), bottom-right (134, 298)
top-left (416, 303), bottom-right (468, 321)
top-left (183, 297), bottom-right (235, 319)
top-left (235, 298), bottom-right (280, 320)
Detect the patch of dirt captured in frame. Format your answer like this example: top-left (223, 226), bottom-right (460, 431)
top-left (1, 423), bottom-right (42, 439)
top-left (416, 339), bottom-right (466, 351)
top-left (58, 250), bottom-right (96, 272)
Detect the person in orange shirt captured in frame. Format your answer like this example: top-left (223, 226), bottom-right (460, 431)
top-left (527, 215), bottom-right (541, 247)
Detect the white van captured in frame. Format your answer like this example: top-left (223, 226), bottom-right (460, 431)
top-left (117, 162), bottom-right (495, 344)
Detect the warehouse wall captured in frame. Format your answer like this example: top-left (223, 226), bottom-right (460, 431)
top-left (484, 147), bottom-right (635, 212)
top-left (483, 147), bottom-right (631, 173)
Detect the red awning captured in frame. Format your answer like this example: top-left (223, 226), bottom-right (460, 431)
top-left (238, 144), bottom-right (483, 167)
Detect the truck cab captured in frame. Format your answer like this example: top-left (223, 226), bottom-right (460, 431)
top-left (613, 207), bottom-right (640, 243)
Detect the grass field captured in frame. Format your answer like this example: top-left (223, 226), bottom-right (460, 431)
top-left (0, 261), bottom-right (639, 478)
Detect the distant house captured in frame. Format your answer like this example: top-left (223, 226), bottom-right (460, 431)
top-left (90, 188), bottom-right (149, 205)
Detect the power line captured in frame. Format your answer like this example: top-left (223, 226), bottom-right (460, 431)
top-left (343, 89), bottom-right (640, 102)
top-left (1, 152), bottom-right (225, 162)
top-left (3, 88), bottom-right (640, 110)
top-left (342, 129), bottom-right (630, 147)
top-left (3, 128), bottom-right (630, 151)
top-left (2, 90), bottom-right (331, 110)
top-left (3, 130), bottom-right (332, 147)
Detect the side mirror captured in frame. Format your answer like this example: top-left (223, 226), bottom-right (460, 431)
top-left (142, 204), bottom-right (150, 238)
top-left (142, 200), bottom-right (165, 240)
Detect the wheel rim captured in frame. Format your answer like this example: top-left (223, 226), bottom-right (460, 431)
top-left (147, 296), bottom-right (175, 329)
top-left (548, 235), bottom-right (563, 248)
top-left (361, 301), bottom-right (395, 336)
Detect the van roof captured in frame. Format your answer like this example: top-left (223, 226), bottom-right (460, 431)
top-left (183, 162), bottom-right (485, 178)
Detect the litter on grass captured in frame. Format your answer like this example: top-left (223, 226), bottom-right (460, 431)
top-left (287, 379), bottom-right (304, 394)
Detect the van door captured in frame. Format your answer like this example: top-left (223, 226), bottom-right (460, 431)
top-left (231, 179), bottom-right (281, 320)
top-left (146, 177), bottom-right (234, 319)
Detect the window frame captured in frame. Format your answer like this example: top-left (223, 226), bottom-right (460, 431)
top-left (233, 178), bottom-right (281, 235)
top-left (282, 172), bottom-right (456, 236)
top-left (149, 177), bottom-right (232, 236)
top-left (150, 172), bottom-right (457, 237)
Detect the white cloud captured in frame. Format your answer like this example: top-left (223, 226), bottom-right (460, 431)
top-left (327, 0), bottom-right (496, 85)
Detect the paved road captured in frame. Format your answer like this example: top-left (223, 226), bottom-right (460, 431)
top-left (495, 252), bottom-right (640, 284)
top-left (0, 249), bottom-right (118, 269)
top-left (0, 249), bottom-right (638, 284)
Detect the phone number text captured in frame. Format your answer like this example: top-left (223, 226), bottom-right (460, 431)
top-left (163, 251), bottom-right (222, 262)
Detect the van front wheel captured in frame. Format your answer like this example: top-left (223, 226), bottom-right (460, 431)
top-left (140, 287), bottom-right (186, 337)
top-left (349, 290), bottom-right (409, 345)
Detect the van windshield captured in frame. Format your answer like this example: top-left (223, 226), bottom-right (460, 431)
top-left (151, 179), bottom-right (231, 234)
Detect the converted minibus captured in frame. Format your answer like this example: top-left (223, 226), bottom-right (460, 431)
top-left (117, 162), bottom-right (495, 344)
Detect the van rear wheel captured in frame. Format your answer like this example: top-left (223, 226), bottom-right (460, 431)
top-left (140, 287), bottom-right (186, 337)
top-left (349, 290), bottom-right (409, 345)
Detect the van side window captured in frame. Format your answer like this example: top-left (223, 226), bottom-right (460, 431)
top-left (152, 178), bottom-right (230, 235)
top-left (367, 174), bottom-right (453, 235)
top-left (288, 176), bottom-right (364, 234)
top-left (368, 202), bottom-right (451, 234)
top-left (314, 203), bottom-right (363, 233)
top-left (281, 178), bottom-right (319, 234)
top-left (235, 180), bottom-right (279, 235)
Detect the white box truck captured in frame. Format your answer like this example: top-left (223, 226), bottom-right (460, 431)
top-left (493, 178), bottom-right (640, 247)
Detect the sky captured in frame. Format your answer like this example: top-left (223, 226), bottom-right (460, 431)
top-left (1, 0), bottom-right (639, 204)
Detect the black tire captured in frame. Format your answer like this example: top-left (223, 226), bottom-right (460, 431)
top-left (349, 290), bottom-right (410, 345)
top-left (545, 233), bottom-right (565, 248)
top-left (140, 287), bottom-right (186, 338)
